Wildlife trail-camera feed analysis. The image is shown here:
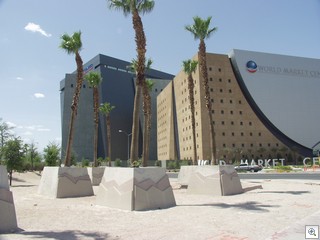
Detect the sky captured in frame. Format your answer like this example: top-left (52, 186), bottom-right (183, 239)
top-left (0, 0), bottom-right (320, 153)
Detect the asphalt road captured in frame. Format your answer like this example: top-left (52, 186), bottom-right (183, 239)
top-left (167, 171), bottom-right (320, 180)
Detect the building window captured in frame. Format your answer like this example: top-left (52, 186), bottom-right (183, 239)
top-left (231, 121), bottom-right (234, 125)
top-left (228, 79), bottom-right (231, 83)
top-left (71, 84), bottom-right (74, 88)
top-left (221, 121), bottom-right (225, 125)
top-left (250, 132), bottom-right (253, 136)
top-left (258, 132), bottom-right (262, 136)
top-left (223, 143), bottom-right (226, 148)
top-left (249, 122), bottom-right (252, 126)
top-left (221, 110), bottom-right (224, 114)
top-left (230, 100), bottom-right (233, 104)
top-left (239, 111), bottom-right (243, 115)
top-left (210, 77), bottom-right (213, 81)
top-left (219, 68), bottom-right (222, 72)
top-left (232, 132), bottom-right (235, 136)
top-left (241, 132), bottom-right (244, 136)
top-left (239, 100), bottom-right (242, 104)
top-left (219, 78), bottom-right (222, 82)
top-left (209, 67), bottom-right (212, 71)
top-left (230, 110), bottom-right (233, 115)
top-left (232, 143), bottom-right (235, 147)
top-left (240, 121), bottom-right (243, 126)
top-left (220, 99), bottom-right (224, 103)
top-left (220, 89), bottom-right (223, 93)
top-left (229, 89), bottom-right (232, 93)
top-left (210, 88), bottom-right (213, 92)
top-left (222, 132), bottom-right (225, 136)
top-left (83, 84), bottom-right (86, 88)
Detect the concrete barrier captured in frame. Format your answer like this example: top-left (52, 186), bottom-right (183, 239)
top-left (96, 167), bottom-right (176, 211)
top-left (87, 167), bottom-right (105, 186)
top-left (38, 167), bottom-right (94, 198)
top-left (183, 165), bottom-right (244, 196)
top-left (0, 166), bottom-right (18, 233)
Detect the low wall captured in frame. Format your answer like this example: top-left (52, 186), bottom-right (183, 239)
top-left (96, 167), bottom-right (176, 211)
top-left (87, 167), bottom-right (105, 186)
top-left (0, 166), bottom-right (18, 233)
top-left (38, 167), bottom-right (94, 198)
top-left (179, 165), bottom-right (244, 196)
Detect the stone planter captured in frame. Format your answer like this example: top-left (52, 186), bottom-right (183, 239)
top-left (96, 167), bottom-right (176, 211)
top-left (182, 165), bottom-right (243, 196)
top-left (87, 167), bottom-right (106, 186)
top-left (177, 165), bottom-right (199, 186)
top-left (38, 167), bottom-right (94, 198)
top-left (0, 166), bottom-right (18, 233)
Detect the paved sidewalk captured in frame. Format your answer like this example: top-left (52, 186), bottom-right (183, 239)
top-left (266, 210), bottom-right (320, 240)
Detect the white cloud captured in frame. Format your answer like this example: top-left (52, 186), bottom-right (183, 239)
top-left (6, 121), bottom-right (17, 128)
top-left (23, 131), bottom-right (33, 136)
top-left (24, 22), bottom-right (52, 37)
top-left (34, 93), bottom-right (45, 98)
top-left (37, 128), bottom-right (51, 132)
top-left (16, 77), bottom-right (23, 80)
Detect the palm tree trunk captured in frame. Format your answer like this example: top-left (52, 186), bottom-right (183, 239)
top-left (93, 87), bottom-right (99, 167)
top-left (146, 93), bottom-right (151, 165)
top-left (106, 114), bottom-right (112, 167)
top-left (141, 83), bottom-right (149, 167)
top-left (198, 40), bottom-right (217, 164)
top-left (64, 52), bottom-right (83, 166)
top-left (65, 106), bottom-right (76, 166)
top-left (130, 7), bottom-right (146, 165)
top-left (188, 75), bottom-right (197, 165)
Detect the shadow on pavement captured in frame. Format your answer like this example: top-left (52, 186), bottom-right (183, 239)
top-left (179, 201), bottom-right (279, 212)
top-left (260, 190), bottom-right (310, 195)
top-left (2, 230), bottom-right (112, 240)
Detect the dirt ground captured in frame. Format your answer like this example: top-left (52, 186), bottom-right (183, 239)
top-left (1, 171), bottom-right (320, 240)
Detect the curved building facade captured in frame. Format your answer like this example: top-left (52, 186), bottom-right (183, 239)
top-left (157, 50), bottom-right (317, 162)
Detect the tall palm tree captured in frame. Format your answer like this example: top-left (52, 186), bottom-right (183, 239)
top-left (182, 59), bottom-right (198, 165)
top-left (128, 58), bottom-right (153, 166)
top-left (99, 102), bottom-right (115, 167)
top-left (185, 16), bottom-right (218, 164)
top-left (60, 31), bottom-right (84, 167)
top-left (108, 0), bottom-right (155, 165)
top-left (84, 72), bottom-right (102, 167)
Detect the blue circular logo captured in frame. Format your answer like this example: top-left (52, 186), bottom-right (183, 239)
top-left (246, 61), bottom-right (257, 73)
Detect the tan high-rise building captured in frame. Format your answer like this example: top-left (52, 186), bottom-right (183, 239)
top-left (157, 50), bottom-right (314, 163)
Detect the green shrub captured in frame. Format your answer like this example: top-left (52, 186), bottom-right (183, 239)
top-left (115, 158), bottom-right (122, 167)
top-left (154, 160), bottom-right (161, 167)
top-left (81, 158), bottom-right (90, 167)
top-left (273, 165), bottom-right (292, 172)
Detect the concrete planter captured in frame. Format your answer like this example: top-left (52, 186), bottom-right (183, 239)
top-left (96, 167), bottom-right (176, 211)
top-left (87, 167), bottom-right (106, 186)
top-left (0, 166), bottom-right (18, 233)
top-left (179, 165), bottom-right (243, 196)
top-left (38, 167), bottom-right (94, 198)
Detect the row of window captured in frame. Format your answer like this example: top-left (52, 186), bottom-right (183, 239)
top-left (181, 142), bottom-right (280, 152)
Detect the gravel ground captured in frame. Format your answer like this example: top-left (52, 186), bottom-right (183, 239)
top-left (1, 171), bottom-right (320, 240)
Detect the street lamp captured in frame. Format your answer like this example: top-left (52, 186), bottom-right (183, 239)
top-left (119, 130), bottom-right (132, 160)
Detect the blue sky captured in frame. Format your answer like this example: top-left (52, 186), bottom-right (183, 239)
top-left (0, 0), bottom-right (319, 152)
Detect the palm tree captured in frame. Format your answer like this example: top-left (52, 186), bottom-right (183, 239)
top-left (182, 59), bottom-right (198, 165)
top-left (108, 0), bottom-right (155, 165)
top-left (128, 58), bottom-right (153, 166)
top-left (60, 31), bottom-right (84, 167)
top-left (84, 72), bottom-right (102, 167)
top-left (185, 16), bottom-right (218, 164)
top-left (99, 102), bottom-right (115, 167)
